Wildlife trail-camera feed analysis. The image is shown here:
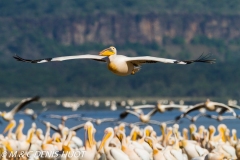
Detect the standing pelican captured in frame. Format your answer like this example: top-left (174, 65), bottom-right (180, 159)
top-left (116, 130), bottom-right (151, 160)
top-left (79, 121), bottom-right (97, 160)
top-left (145, 137), bottom-right (166, 160)
top-left (3, 120), bottom-right (16, 139)
top-left (15, 119), bottom-right (26, 141)
top-left (0, 96), bottom-right (40, 121)
top-left (13, 46), bottom-right (215, 76)
top-left (98, 127), bottom-right (130, 160)
top-left (17, 128), bottom-right (35, 151)
top-left (41, 122), bottom-right (58, 152)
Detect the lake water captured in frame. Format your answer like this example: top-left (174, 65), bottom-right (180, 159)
top-left (1, 107), bottom-right (240, 141)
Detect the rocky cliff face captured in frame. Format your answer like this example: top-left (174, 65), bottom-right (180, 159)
top-left (7, 13), bottom-right (240, 47)
top-left (33, 13), bottom-right (240, 46)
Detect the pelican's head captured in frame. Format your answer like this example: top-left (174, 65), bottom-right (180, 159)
top-left (26, 128), bottom-right (35, 143)
top-left (182, 128), bottom-right (189, 140)
top-left (36, 129), bottom-right (43, 139)
top-left (198, 125), bottom-right (205, 136)
top-left (99, 46), bottom-right (117, 56)
top-left (84, 121), bottom-right (95, 148)
top-left (61, 127), bottom-right (69, 137)
top-left (179, 140), bottom-right (187, 148)
top-left (15, 119), bottom-right (24, 135)
top-left (31, 122), bottom-right (36, 130)
top-left (144, 137), bottom-right (154, 149)
top-left (46, 122), bottom-right (50, 128)
top-left (160, 122), bottom-right (166, 135)
top-left (19, 119), bottom-right (24, 125)
top-left (151, 131), bottom-right (157, 138)
top-left (205, 98), bottom-right (211, 105)
top-left (173, 124), bottom-right (179, 132)
top-left (232, 129), bottom-right (237, 141)
top-left (218, 124), bottom-right (227, 142)
top-left (217, 116), bottom-right (223, 121)
top-left (208, 125), bottom-right (216, 139)
top-left (144, 125), bottom-right (153, 137)
top-left (52, 132), bottom-right (62, 143)
top-left (116, 130), bottom-right (125, 142)
top-left (98, 127), bottom-right (114, 152)
top-left (189, 124), bottom-right (197, 134)
top-left (0, 111), bottom-right (5, 117)
top-left (62, 116), bottom-right (67, 121)
top-left (3, 120), bottom-right (16, 134)
top-left (25, 108), bottom-right (34, 115)
top-left (130, 126), bottom-right (140, 141)
top-left (118, 123), bottom-right (126, 133)
top-left (157, 103), bottom-right (165, 113)
top-left (96, 119), bottom-right (101, 125)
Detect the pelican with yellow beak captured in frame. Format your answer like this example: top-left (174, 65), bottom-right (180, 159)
top-left (13, 46), bottom-right (215, 76)
top-left (79, 121), bottom-right (98, 160)
top-left (3, 120), bottom-right (16, 139)
top-left (98, 127), bottom-right (130, 160)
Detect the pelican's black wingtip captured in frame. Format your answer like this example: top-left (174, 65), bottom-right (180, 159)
top-left (13, 54), bottom-right (23, 61)
top-left (32, 95), bottom-right (40, 101)
top-left (119, 111), bottom-right (129, 119)
top-left (13, 54), bottom-right (49, 63)
top-left (175, 114), bottom-right (184, 121)
top-left (13, 54), bottom-right (31, 63)
top-left (183, 53), bottom-right (216, 64)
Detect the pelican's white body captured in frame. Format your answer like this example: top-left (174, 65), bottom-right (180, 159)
top-left (107, 55), bottom-right (134, 76)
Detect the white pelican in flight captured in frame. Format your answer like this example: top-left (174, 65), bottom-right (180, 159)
top-left (0, 96), bottom-right (40, 121)
top-left (13, 46), bottom-right (215, 76)
top-left (175, 99), bottom-right (237, 122)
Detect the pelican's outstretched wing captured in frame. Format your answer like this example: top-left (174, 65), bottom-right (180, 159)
top-left (127, 104), bottom-right (155, 109)
top-left (13, 54), bottom-right (107, 63)
top-left (126, 54), bottom-right (215, 65)
top-left (38, 119), bottom-right (59, 132)
top-left (147, 108), bottom-right (158, 117)
top-left (228, 104), bottom-right (240, 110)
top-left (119, 110), bottom-right (140, 119)
top-left (211, 102), bottom-right (237, 117)
top-left (174, 102), bottom-right (205, 121)
top-left (79, 117), bottom-right (95, 121)
top-left (101, 118), bottom-right (118, 122)
top-left (11, 96), bottom-right (40, 114)
top-left (148, 120), bottom-right (175, 125)
top-left (69, 123), bottom-right (85, 132)
top-left (44, 114), bottom-right (62, 119)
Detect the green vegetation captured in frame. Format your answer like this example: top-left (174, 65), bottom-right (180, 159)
top-left (3, 59), bottom-right (239, 99)
top-left (191, 36), bottom-right (226, 48)
top-left (1, 0), bottom-right (240, 17)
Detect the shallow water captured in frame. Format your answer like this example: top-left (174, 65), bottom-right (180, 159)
top-left (1, 108), bottom-right (240, 141)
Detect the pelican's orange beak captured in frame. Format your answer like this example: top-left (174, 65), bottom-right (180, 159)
top-left (87, 125), bottom-right (93, 148)
top-left (4, 121), bottom-right (15, 134)
top-left (98, 131), bottom-right (112, 152)
top-left (99, 48), bottom-right (115, 56)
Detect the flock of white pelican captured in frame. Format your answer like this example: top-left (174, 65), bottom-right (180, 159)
top-left (13, 46), bottom-right (215, 76)
top-left (1, 118), bottom-right (240, 160)
top-left (0, 96), bottom-right (240, 159)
